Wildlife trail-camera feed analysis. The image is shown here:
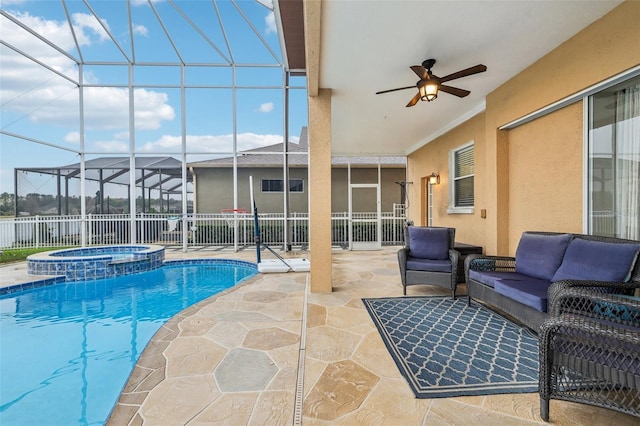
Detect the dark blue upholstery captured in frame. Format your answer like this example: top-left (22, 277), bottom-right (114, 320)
top-left (515, 233), bottom-right (572, 281)
top-left (551, 239), bottom-right (640, 283)
top-left (469, 270), bottom-right (538, 289)
top-left (494, 277), bottom-right (551, 312)
top-left (406, 257), bottom-right (452, 273)
top-left (408, 227), bottom-right (449, 260)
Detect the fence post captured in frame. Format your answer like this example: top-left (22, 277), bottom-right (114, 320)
top-left (34, 215), bottom-right (40, 248)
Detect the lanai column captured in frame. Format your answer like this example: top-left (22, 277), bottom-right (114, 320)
top-left (308, 88), bottom-right (332, 293)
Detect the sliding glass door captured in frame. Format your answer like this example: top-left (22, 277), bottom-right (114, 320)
top-left (588, 75), bottom-right (640, 239)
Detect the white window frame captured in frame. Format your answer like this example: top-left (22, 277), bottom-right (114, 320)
top-left (447, 141), bottom-right (475, 214)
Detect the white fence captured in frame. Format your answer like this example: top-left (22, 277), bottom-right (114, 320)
top-left (0, 212), bottom-right (407, 251)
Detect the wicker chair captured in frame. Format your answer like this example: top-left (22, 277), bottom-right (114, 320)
top-left (538, 284), bottom-right (640, 421)
top-left (397, 225), bottom-right (460, 298)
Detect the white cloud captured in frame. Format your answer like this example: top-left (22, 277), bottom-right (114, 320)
top-left (265, 12), bottom-right (276, 35)
top-left (132, 24), bottom-right (148, 37)
top-left (134, 132), bottom-right (283, 153)
top-left (64, 131), bottom-right (80, 144)
top-left (258, 102), bottom-right (274, 113)
top-left (71, 12), bottom-right (110, 42)
top-left (92, 140), bottom-right (129, 153)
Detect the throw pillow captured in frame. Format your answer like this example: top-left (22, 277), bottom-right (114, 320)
top-left (515, 233), bottom-right (572, 281)
top-left (408, 227), bottom-right (450, 260)
top-left (551, 238), bottom-right (640, 283)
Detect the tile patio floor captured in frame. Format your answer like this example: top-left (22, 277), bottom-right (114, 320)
top-left (2, 247), bottom-right (638, 425)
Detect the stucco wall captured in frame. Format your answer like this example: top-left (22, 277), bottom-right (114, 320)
top-left (407, 1), bottom-right (640, 256)
top-left (407, 113), bottom-right (486, 248)
top-left (507, 102), bottom-right (584, 254)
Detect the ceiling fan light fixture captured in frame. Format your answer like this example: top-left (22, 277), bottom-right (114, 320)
top-left (419, 80), bottom-right (439, 102)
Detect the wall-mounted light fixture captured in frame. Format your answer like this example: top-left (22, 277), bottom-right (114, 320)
top-left (428, 172), bottom-right (440, 185)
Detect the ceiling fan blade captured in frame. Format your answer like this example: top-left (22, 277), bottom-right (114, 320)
top-left (410, 65), bottom-right (429, 80)
top-left (439, 85), bottom-right (471, 98)
top-left (406, 92), bottom-right (420, 107)
top-left (439, 64), bottom-right (487, 83)
top-left (375, 85), bottom-right (415, 95)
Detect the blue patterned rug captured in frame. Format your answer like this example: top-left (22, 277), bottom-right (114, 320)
top-left (362, 296), bottom-right (539, 398)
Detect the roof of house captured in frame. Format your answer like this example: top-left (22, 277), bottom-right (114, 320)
top-left (188, 127), bottom-right (406, 169)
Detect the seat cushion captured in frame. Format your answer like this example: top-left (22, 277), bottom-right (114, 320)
top-left (493, 277), bottom-right (552, 312)
top-left (515, 233), bottom-right (572, 281)
top-left (406, 257), bottom-right (452, 273)
top-left (408, 227), bottom-right (450, 260)
top-left (551, 239), bottom-right (640, 283)
top-left (469, 271), bottom-right (534, 289)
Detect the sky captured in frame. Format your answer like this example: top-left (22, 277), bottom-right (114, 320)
top-left (0, 0), bottom-right (308, 197)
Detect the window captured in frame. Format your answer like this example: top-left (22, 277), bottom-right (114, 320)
top-left (588, 75), bottom-right (640, 240)
top-left (261, 179), bottom-right (304, 193)
top-left (448, 142), bottom-right (474, 214)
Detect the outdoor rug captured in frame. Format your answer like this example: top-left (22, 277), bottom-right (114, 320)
top-left (362, 296), bottom-right (539, 398)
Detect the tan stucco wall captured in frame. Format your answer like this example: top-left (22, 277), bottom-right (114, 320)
top-left (407, 113), bottom-right (486, 248)
top-left (507, 102), bottom-right (584, 254)
top-left (407, 1), bottom-right (640, 256)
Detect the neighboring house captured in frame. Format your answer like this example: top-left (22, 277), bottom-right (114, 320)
top-left (189, 127), bottom-right (407, 214)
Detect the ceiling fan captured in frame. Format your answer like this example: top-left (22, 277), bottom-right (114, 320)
top-left (376, 59), bottom-right (487, 107)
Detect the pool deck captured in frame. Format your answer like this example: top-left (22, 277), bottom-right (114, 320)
top-left (2, 247), bottom-right (638, 425)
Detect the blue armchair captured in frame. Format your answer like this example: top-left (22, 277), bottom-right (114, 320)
top-left (397, 226), bottom-right (460, 298)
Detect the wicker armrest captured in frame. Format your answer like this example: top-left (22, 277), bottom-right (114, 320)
top-left (547, 285), bottom-right (640, 324)
top-left (465, 254), bottom-right (516, 272)
top-left (464, 254), bottom-right (516, 284)
top-left (539, 312), bottom-right (640, 396)
top-left (548, 280), bottom-right (640, 314)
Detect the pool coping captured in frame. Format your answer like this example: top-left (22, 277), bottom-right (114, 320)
top-left (0, 257), bottom-right (258, 296)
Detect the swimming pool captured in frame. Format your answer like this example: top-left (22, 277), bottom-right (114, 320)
top-left (0, 259), bottom-right (257, 426)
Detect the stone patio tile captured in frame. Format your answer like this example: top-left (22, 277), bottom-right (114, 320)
top-left (243, 326), bottom-right (299, 350)
top-left (302, 360), bottom-right (379, 421)
top-left (214, 348), bottom-right (278, 392)
top-left (248, 391), bottom-right (295, 426)
top-left (164, 336), bottom-right (227, 378)
top-left (305, 325), bottom-right (362, 362)
top-left (189, 392), bottom-right (258, 425)
top-left (205, 321), bottom-right (248, 349)
top-left (139, 376), bottom-right (219, 425)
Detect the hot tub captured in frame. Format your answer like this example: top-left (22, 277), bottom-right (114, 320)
top-left (27, 245), bottom-right (165, 281)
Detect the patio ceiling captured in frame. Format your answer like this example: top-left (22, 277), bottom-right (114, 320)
top-left (276, 0), bottom-right (623, 156)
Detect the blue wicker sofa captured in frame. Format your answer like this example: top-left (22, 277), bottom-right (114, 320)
top-left (465, 231), bottom-right (640, 332)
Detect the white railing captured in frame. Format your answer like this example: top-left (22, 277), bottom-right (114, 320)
top-left (0, 212), bottom-right (407, 251)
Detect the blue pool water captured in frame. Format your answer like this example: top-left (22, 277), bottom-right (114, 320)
top-left (0, 260), bottom-right (257, 426)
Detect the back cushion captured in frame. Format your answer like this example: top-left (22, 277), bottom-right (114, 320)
top-left (551, 238), bottom-right (640, 283)
top-left (408, 227), bottom-right (450, 260)
top-left (515, 233), bottom-right (572, 280)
